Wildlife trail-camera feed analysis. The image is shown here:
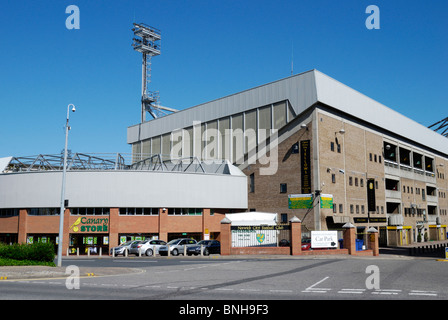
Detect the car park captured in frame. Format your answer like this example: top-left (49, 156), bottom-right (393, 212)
top-left (110, 240), bottom-right (139, 256)
top-left (187, 240), bottom-right (220, 256)
top-left (158, 238), bottom-right (198, 256)
top-left (129, 239), bottom-right (167, 256)
top-left (301, 238), bottom-right (311, 251)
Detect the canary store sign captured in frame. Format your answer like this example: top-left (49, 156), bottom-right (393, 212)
top-left (70, 217), bottom-right (109, 233)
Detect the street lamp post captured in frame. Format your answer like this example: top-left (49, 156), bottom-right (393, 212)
top-left (56, 104), bottom-right (76, 267)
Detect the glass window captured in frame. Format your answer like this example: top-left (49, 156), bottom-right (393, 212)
top-left (232, 114), bottom-right (244, 163)
top-left (152, 136), bottom-right (161, 155)
top-left (245, 109), bottom-right (257, 155)
top-left (219, 117), bottom-right (230, 160)
top-left (273, 101), bottom-right (286, 129)
top-left (258, 105), bottom-right (271, 133)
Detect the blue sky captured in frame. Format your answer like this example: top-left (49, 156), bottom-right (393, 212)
top-left (0, 0), bottom-right (447, 157)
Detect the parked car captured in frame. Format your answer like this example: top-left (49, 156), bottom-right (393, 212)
top-left (129, 239), bottom-right (167, 256)
top-left (158, 238), bottom-right (198, 256)
top-left (301, 238), bottom-right (312, 251)
top-left (110, 240), bottom-right (139, 256)
top-left (187, 240), bottom-right (220, 256)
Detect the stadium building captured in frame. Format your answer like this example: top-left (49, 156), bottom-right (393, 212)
top-left (0, 154), bottom-right (247, 254)
top-left (127, 69), bottom-right (448, 246)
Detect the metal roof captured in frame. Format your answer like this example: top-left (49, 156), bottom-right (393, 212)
top-left (127, 69), bottom-right (448, 157)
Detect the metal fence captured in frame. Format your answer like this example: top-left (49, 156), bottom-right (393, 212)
top-left (230, 224), bottom-right (291, 248)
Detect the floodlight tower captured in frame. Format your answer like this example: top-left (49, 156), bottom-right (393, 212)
top-left (132, 23), bottom-right (177, 122)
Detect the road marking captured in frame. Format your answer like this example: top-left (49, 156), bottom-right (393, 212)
top-left (409, 290), bottom-right (438, 297)
top-left (371, 289), bottom-right (401, 295)
top-left (302, 276), bottom-right (331, 293)
top-left (338, 289), bottom-right (365, 294)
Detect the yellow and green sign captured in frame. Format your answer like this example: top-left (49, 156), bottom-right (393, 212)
top-left (288, 194), bottom-right (313, 209)
top-left (70, 217), bottom-right (109, 233)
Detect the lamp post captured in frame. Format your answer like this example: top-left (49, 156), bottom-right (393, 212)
top-left (56, 104), bottom-right (76, 267)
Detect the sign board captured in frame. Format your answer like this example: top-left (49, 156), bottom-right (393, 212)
top-left (311, 231), bottom-right (338, 249)
top-left (69, 217), bottom-right (109, 233)
top-left (300, 140), bottom-right (311, 193)
top-left (320, 194), bottom-right (333, 209)
top-left (288, 194), bottom-right (313, 209)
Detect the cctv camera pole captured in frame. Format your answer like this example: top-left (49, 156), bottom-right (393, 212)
top-left (56, 104), bottom-right (75, 267)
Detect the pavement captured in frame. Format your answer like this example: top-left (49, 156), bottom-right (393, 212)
top-left (0, 265), bottom-right (143, 280)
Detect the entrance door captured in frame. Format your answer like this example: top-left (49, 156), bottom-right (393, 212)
top-left (69, 234), bottom-right (108, 255)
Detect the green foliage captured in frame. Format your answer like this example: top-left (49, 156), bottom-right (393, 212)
top-left (0, 242), bottom-right (55, 263)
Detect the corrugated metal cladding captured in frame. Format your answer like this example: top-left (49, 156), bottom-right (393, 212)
top-left (127, 70), bottom-right (318, 143)
top-left (127, 69), bottom-right (448, 157)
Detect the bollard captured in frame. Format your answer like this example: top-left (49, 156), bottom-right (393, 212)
top-left (77, 247), bottom-right (79, 257)
top-left (201, 244), bottom-right (204, 256)
top-left (167, 245), bottom-right (170, 257)
top-left (184, 245), bottom-right (187, 256)
top-left (139, 247), bottom-right (142, 257)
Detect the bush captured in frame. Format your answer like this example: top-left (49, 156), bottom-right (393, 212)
top-left (0, 242), bottom-right (55, 262)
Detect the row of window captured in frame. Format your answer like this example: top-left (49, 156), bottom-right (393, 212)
top-left (0, 208), bottom-right (205, 216)
top-left (333, 204), bottom-right (384, 215)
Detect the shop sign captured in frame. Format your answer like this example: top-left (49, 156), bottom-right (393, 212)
top-left (70, 217), bottom-right (109, 233)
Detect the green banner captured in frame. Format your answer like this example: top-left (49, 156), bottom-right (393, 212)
top-left (288, 194), bottom-right (313, 209)
top-left (320, 194), bottom-right (333, 209)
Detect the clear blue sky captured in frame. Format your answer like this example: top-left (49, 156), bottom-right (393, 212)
top-left (0, 0), bottom-right (447, 158)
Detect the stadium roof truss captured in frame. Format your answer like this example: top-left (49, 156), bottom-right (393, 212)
top-left (1, 153), bottom-right (237, 175)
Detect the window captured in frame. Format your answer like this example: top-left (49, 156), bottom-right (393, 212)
top-left (167, 208), bottom-right (202, 216)
top-left (29, 208), bottom-right (60, 216)
top-left (281, 213), bottom-right (288, 223)
top-left (0, 208), bottom-right (19, 216)
top-left (280, 183), bottom-right (287, 193)
top-left (119, 208), bottom-right (159, 215)
top-left (330, 142), bottom-right (335, 152)
top-left (333, 204), bottom-right (337, 214)
top-left (71, 208), bottom-right (110, 215)
top-left (339, 204), bottom-right (343, 213)
top-left (250, 173), bottom-right (255, 193)
top-left (332, 174), bottom-right (336, 183)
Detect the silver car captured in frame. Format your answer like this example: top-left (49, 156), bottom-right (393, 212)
top-left (158, 238), bottom-right (198, 256)
top-left (110, 240), bottom-right (139, 256)
top-left (129, 239), bottom-right (167, 256)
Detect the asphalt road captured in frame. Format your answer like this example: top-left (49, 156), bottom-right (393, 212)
top-left (1, 255), bottom-right (447, 304)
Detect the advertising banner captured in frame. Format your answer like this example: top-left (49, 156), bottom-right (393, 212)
top-left (288, 194), bottom-right (313, 209)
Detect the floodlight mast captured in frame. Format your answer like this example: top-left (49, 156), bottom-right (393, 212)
top-left (132, 23), bottom-right (177, 122)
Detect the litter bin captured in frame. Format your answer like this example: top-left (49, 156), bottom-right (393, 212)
top-left (356, 239), bottom-right (364, 251)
